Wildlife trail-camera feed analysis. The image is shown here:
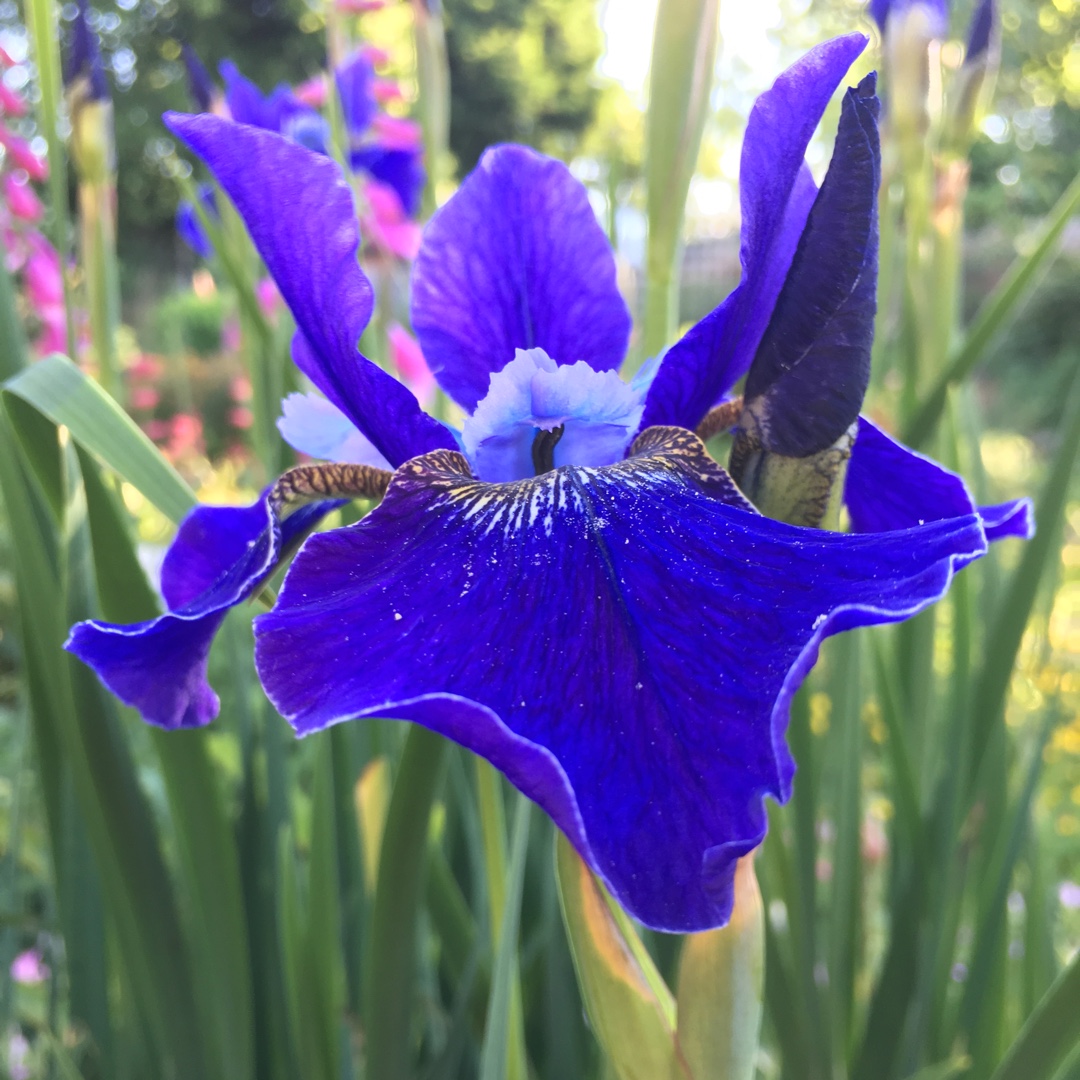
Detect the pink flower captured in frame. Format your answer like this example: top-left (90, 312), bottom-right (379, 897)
top-left (361, 44), bottom-right (391, 67)
top-left (24, 236), bottom-right (63, 305)
top-left (130, 386), bottom-right (160, 410)
top-left (371, 113), bottom-right (422, 151)
top-left (230, 374), bottom-right (253, 402)
top-left (361, 179), bottom-right (421, 259)
top-left (0, 83), bottom-right (26, 117)
top-left (0, 129), bottom-right (46, 181)
top-left (3, 172), bottom-right (42, 222)
top-left (229, 406), bottom-right (254, 429)
top-left (294, 75), bottom-right (328, 108)
top-left (34, 304), bottom-right (67, 355)
top-left (372, 78), bottom-right (404, 104)
top-left (144, 419), bottom-right (169, 441)
top-left (337, 0), bottom-right (388, 12)
top-left (167, 413), bottom-right (204, 458)
top-left (388, 322), bottom-right (435, 406)
top-left (256, 277), bottom-right (282, 318)
top-left (7, 1032), bottom-right (29, 1080)
top-left (127, 354), bottom-right (164, 380)
top-left (0, 47), bottom-right (15, 67)
top-left (10, 948), bottom-right (49, 984)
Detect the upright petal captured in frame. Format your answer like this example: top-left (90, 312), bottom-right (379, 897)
top-left (411, 143), bottom-right (631, 411)
top-left (66, 498), bottom-right (337, 729)
top-left (166, 113), bottom-right (455, 466)
top-left (256, 427), bottom-right (986, 931)
top-left (220, 60), bottom-right (274, 128)
top-left (336, 50), bottom-right (377, 135)
top-left (640, 33), bottom-right (868, 433)
top-left (741, 74), bottom-right (880, 458)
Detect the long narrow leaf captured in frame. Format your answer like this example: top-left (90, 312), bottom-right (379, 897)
top-left (4, 354), bottom-right (196, 523)
top-left (903, 170), bottom-right (1080, 447)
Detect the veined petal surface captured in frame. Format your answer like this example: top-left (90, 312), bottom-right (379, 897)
top-left (66, 498), bottom-right (337, 730)
top-left (256, 427), bottom-right (987, 931)
top-left (165, 113), bottom-right (455, 467)
top-left (640, 33), bottom-right (868, 433)
top-left (411, 143), bottom-right (631, 411)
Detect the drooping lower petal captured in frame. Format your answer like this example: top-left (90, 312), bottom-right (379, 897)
top-left (411, 143), bottom-right (631, 412)
top-left (66, 497), bottom-right (338, 729)
top-left (255, 426), bottom-right (987, 931)
top-left (165, 113), bottom-right (455, 467)
top-left (640, 33), bottom-right (868, 433)
top-left (845, 417), bottom-right (1034, 541)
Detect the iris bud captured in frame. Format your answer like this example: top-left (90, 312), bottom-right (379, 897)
top-left (731, 75), bottom-right (880, 528)
top-left (65, 0), bottom-right (113, 184)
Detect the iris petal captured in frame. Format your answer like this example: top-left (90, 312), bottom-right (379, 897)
top-left (66, 498), bottom-right (338, 729)
top-left (742, 74), bottom-right (880, 457)
top-left (640, 33), bottom-right (868, 433)
top-left (255, 427), bottom-right (987, 931)
top-left (277, 392), bottom-right (392, 468)
top-left (351, 145), bottom-right (424, 219)
top-left (165, 113), bottom-right (455, 467)
top-left (461, 348), bottom-right (644, 481)
top-left (846, 417), bottom-right (1034, 540)
top-left (411, 143), bottom-right (631, 411)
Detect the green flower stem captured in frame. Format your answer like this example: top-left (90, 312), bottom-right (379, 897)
top-left (26, 0), bottom-right (76, 359)
top-left (79, 178), bottom-right (121, 401)
top-left (0, 231), bottom-right (29, 377)
top-left (475, 759), bottom-right (529, 1080)
top-left (641, 0), bottom-right (720, 364)
top-left (364, 724), bottom-right (447, 1080)
top-left (412, 0), bottom-right (451, 217)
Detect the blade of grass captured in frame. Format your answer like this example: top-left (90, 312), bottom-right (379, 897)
top-left (365, 724), bottom-right (447, 1080)
top-left (478, 794), bottom-right (531, 1080)
top-left (903, 170), bottom-right (1080, 448)
top-left (4, 354), bottom-right (196, 523)
top-left (988, 947), bottom-right (1080, 1080)
top-left (641, 0), bottom-right (720, 362)
top-left (966, 367), bottom-right (1080, 796)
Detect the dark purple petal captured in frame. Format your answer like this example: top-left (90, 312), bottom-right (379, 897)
top-left (66, 497), bottom-right (338, 729)
top-left (742, 74), bottom-right (880, 457)
top-left (352, 145), bottom-right (425, 219)
top-left (336, 50), bottom-right (377, 136)
top-left (165, 113), bottom-right (455, 467)
top-left (640, 33), bottom-right (868, 433)
top-left (411, 143), bottom-right (631, 412)
top-left (845, 417), bottom-right (1035, 541)
top-left (255, 428), bottom-right (986, 931)
top-left (966, 0), bottom-right (995, 63)
top-left (65, 0), bottom-right (108, 100)
top-left (175, 182), bottom-right (217, 259)
top-left (871, 0), bottom-right (949, 37)
top-left (182, 44), bottom-right (215, 113)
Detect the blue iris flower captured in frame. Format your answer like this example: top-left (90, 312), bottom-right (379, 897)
top-left (69, 33), bottom-right (1032, 933)
top-left (175, 49), bottom-right (425, 258)
top-left (65, 0), bottom-right (109, 102)
top-left (870, 0), bottom-right (995, 62)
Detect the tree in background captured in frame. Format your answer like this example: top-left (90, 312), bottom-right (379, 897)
top-left (443, 0), bottom-right (604, 172)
